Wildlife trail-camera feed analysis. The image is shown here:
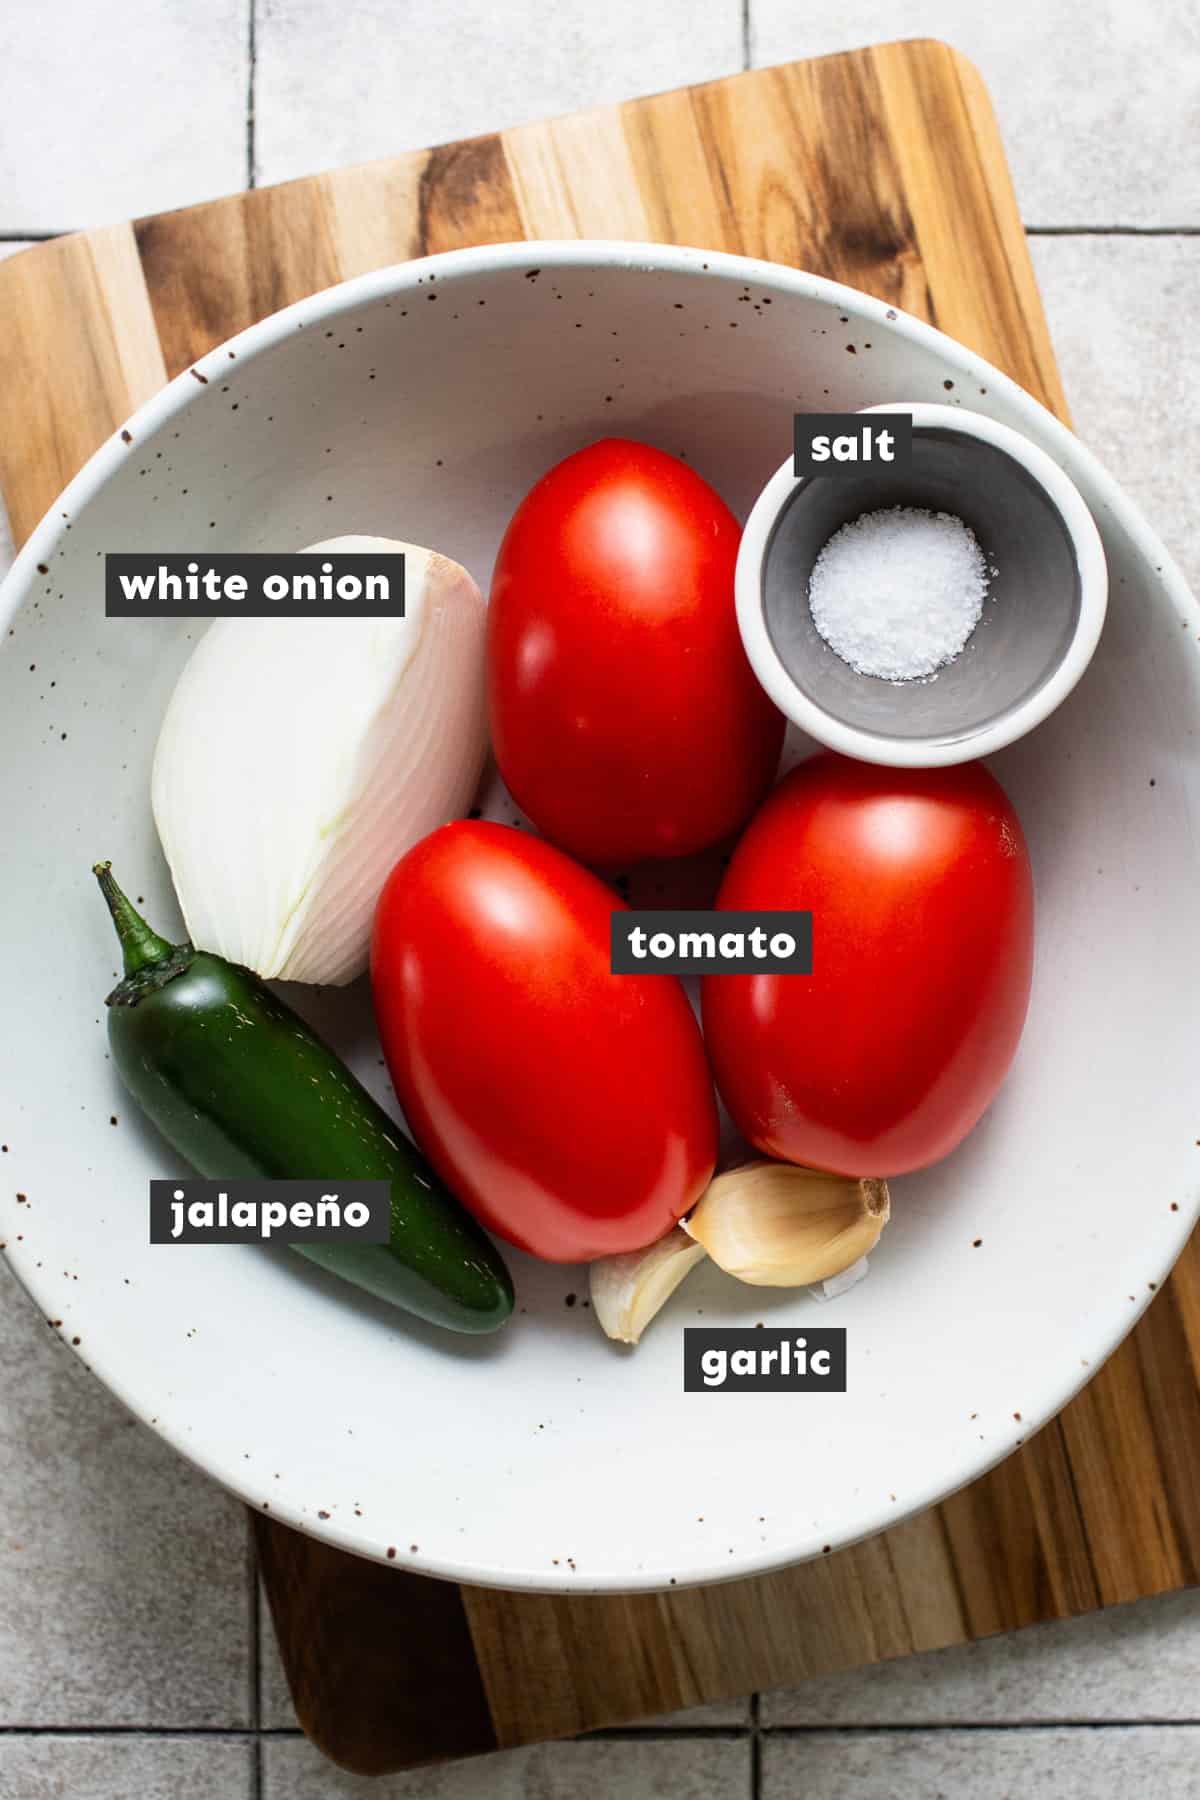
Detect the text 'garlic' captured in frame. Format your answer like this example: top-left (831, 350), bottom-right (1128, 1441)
top-left (590, 1227), bottom-right (707, 1344)
top-left (152, 536), bottom-right (487, 985)
top-left (683, 1162), bottom-right (889, 1287)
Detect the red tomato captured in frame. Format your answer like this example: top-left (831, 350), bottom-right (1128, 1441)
top-left (701, 756), bottom-right (1034, 1177)
top-left (371, 821), bottom-right (718, 1261)
top-left (488, 439), bottom-right (784, 866)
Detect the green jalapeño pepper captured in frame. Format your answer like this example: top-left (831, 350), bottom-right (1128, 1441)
top-left (94, 863), bottom-right (513, 1334)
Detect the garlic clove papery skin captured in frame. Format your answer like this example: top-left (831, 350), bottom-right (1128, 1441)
top-left (151, 536), bottom-right (487, 986)
top-left (809, 1255), bottom-right (872, 1302)
top-left (682, 1162), bottom-right (890, 1287)
top-left (589, 1227), bottom-right (708, 1344)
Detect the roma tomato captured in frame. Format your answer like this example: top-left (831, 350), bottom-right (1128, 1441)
top-left (371, 821), bottom-right (718, 1262)
top-left (701, 756), bottom-right (1034, 1177)
top-left (488, 439), bottom-right (784, 866)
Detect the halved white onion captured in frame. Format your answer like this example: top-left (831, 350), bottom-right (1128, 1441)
top-left (152, 535), bottom-right (487, 985)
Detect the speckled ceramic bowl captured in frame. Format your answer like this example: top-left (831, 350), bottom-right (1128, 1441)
top-left (0, 242), bottom-right (1197, 1594)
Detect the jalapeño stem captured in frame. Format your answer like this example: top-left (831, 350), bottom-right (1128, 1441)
top-left (93, 862), bottom-right (177, 978)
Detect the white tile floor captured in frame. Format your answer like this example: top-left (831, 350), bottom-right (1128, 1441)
top-left (1, 4), bottom-right (1198, 1797)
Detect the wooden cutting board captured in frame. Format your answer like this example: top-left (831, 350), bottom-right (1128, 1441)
top-left (3, 38), bottom-right (1198, 1778)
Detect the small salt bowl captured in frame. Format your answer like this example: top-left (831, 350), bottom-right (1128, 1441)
top-left (736, 402), bottom-right (1108, 767)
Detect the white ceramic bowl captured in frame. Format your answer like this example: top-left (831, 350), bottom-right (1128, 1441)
top-left (1, 242), bottom-right (1197, 1595)
top-left (736, 402), bottom-right (1110, 766)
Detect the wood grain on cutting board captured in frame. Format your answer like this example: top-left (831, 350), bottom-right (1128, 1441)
top-left (2, 38), bottom-right (1196, 1778)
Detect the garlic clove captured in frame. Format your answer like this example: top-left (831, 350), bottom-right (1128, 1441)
top-left (151, 536), bottom-right (487, 986)
top-left (682, 1162), bottom-right (889, 1287)
top-left (589, 1227), bottom-right (708, 1344)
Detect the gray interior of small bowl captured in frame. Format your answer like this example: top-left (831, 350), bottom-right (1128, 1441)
top-left (762, 427), bottom-right (1082, 742)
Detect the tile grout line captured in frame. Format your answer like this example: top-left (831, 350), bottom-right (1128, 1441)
top-left (750, 1692), bottom-right (762, 1799)
top-left (1026, 224), bottom-right (1200, 236)
top-left (246, 0), bottom-right (258, 190)
top-left (0, 1721), bottom-right (1199, 1744)
top-left (247, 1522), bottom-right (263, 1800)
top-left (758, 1722), bottom-right (1200, 1736)
top-left (740, 0), bottom-right (751, 71)
top-left (0, 1729), bottom-right (306, 1740)
top-left (579, 1719), bottom-right (1200, 1738)
top-left (1, 227), bottom-right (1198, 246)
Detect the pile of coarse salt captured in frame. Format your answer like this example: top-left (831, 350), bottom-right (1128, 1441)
top-left (809, 505), bottom-right (991, 682)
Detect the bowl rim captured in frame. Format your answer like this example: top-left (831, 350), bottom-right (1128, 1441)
top-left (735, 401), bottom-right (1110, 767)
top-left (1, 238), bottom-right (1197, 1595)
